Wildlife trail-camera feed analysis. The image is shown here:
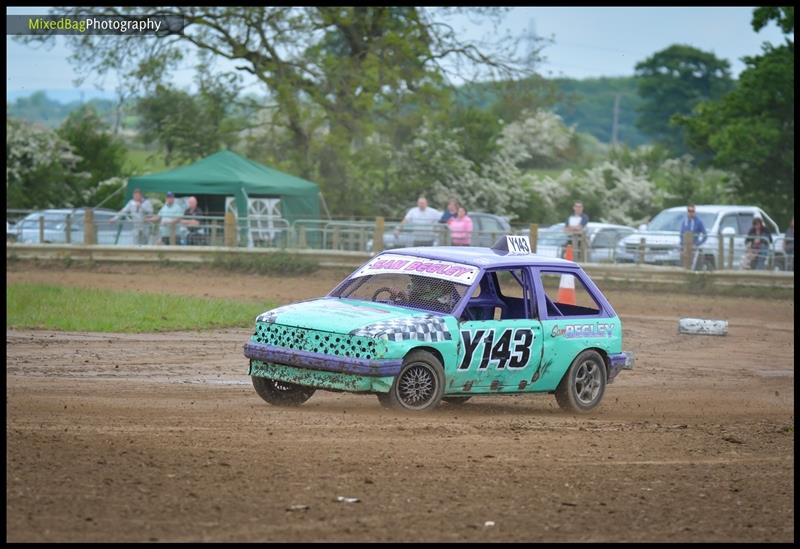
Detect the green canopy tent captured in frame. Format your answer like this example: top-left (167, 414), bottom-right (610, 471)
top-left (126, 150), bottom-right (321, 245)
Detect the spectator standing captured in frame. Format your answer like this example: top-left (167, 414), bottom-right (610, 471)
top-left (447, 206), bottom-right (473, 246)
top-left (564, 201), bottom-right (589, 234)
top-left (112, 188), bottom-right (153, 245)
top-left (439, 199), bottom-right (459, 224)
top-left (150, 191), bottom-right (184, 245)
top-left (679, 203), bottom-right (707, 246)
top-left (181, 196), bottom-right (206, 246)
top-left (745, 217), bottom-right (773, 270)
top-left (395, 196), bottom-right (442, 246)
top-left (784, 217), bottom-right (794, 271)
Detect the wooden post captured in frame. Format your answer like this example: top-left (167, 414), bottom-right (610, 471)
top-left (529, 224), bottom-right (538, 254)
top-left (728, 236), bottom-right (734, 269)
top-left (84, 208), bottom-right (95, 245)
top-left (224, 212), bottom-right (236, 247)
top-left (581, 232), bottom-right (589, 262)
top-left (169, 222), bottom-right (177, 246)
top-left (682, 232), bottom-right (693, 269)
top-left (211, 220), bottom-right (218, 246)
top-left (571, 234), bottom-right (579, 261)
top-left (373, 217), bottom-right (384, 253)
top-left (637, 237), bottom-right (645, 265)
top-left (717, 234), bottom-right (724, 271)
top-left (298, 225), bottom-right (308, 249)
top-left (38, 215), bottom-right (45, 244)
top-left (332, 226), bottom-right (340, 250)
top-left (65, 214), bottom-right (72, 244)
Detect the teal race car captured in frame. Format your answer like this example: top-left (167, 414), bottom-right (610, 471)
top-left (243, 236), bottom-right (634, 412)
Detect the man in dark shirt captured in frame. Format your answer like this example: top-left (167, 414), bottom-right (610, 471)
top-left (181, 196), bottom-right (206, 246)
top-left (679, 203), bottom-right (707, 246)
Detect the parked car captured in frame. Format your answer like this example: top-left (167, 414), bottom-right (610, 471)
top-left (243, 235), bottom-right (634, 412)
top-left (523, 222), bottom-right (636, 262)
top-left (367, 212), bottom-right (512, 252)
top-left (11, 208), bottom-right (136, 245)
top-left (615, 205), bottom-right (785, 270)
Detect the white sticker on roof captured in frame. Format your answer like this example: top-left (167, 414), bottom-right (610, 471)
top-left (352, 253), bottom-right (479, 284)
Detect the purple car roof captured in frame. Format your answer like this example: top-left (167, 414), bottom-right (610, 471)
top-left (385, 246), bottom-right (578, 269)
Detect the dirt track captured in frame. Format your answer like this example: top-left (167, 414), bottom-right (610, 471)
top-left (6, 262), bottom-right (795, 542)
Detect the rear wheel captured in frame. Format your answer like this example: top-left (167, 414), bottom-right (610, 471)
top-left (555, 350), bottom-right (607, 413)
top-left (383, 350), bottom-right (445, 412)
top-left (251, 376), bottom-right (316, 407)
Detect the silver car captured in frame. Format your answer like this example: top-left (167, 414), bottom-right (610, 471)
top-left (369, 212), bottom-right (512, 252)
top-left (615, 205), bottom-right (785, 270)
top-left (11, 208), bottom-right (136, 245)
top-left (527, 222), bottom-right (636, 263)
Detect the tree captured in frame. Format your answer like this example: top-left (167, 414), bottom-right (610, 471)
top-left (57, 106), bottom-right (129, 207)
top-left (22, 7), bottom-right (537, 215)
top-left (676, 7), bottom-right (794, 226)
top-left (634, 45), bottom-right (733, 154)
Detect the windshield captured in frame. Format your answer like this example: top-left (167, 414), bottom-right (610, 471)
top-left (334, 273), bottom-right (470, 314)
top-left (647, 210), bottom-right (716, 232)
top-left (21, 212), bottom-right (70, 230)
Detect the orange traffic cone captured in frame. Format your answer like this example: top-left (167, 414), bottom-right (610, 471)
top-left (557, 244), bottom-right (577, 304)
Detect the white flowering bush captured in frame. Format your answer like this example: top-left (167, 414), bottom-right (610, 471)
top-left (7, 118), bottom-right (86, 208)
top-left (497, 110), bottom-right (576, 168)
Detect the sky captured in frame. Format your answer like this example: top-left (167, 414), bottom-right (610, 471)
top-left (6, 6), bottom-right (789, 103)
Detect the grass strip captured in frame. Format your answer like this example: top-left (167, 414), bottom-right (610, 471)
top-left (7, 283), bottom-right (273, 333)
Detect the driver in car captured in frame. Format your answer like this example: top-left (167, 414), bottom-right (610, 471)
top-left (407, 276), bottom-right (457, 313)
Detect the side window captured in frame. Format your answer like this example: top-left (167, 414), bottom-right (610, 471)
top-left (464, 269), bottom-right (533, 321)
top-left (737, 213), bottom-right (754, 235)
top-left (482, 217), bottom-right (505, 232)
top-left (538, 271), bottom-right (601, 317)
top-left (592, 229), bottom-right (616, 248)
top-left (719, 215), bottom-right (739, 234)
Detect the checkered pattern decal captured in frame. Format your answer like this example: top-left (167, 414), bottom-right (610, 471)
top-left (350, 315), bottom-right (452, 342)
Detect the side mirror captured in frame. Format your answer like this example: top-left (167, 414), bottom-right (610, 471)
top-left (638, 224), bottom-right (648, 231)
top-left (720, 227), bottom-right (736, 237)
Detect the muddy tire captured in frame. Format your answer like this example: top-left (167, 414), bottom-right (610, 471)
top-left (383, 350), bottom-right (445, 412)
top-left (251, 376), bottom-right (316, 407)
top-left (442, 396), bottom-right (472, 406)
top-left (555, 350), bottom-right (607, 413)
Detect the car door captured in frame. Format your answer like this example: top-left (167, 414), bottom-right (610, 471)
top-left (449, 268), bottom-right (543, 394)
top-left (531, 268), bottom-right (622, 393)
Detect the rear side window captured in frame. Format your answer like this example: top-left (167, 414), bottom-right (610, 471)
top-left (737, 213), bottom-right (754, 235)
top-left (538, 271), bottom-right (601, 317)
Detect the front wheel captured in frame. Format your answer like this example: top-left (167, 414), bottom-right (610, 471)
top-left (251, 376), bottom-right (316, 407)
top-left (555, 350), bottom-right (607, 413)
top-left (383, 350), bottom-right (445, 412)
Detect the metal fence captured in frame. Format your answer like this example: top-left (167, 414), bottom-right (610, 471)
top-left (6, 209), bottom-right (794, 272)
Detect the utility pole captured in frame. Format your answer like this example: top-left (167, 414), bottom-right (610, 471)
top-left (611, 93), bottom-right (621, 147)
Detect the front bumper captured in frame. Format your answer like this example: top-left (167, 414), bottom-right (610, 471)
top-left (607, 352), bottom-right (634, 383)
top-left (243, 341), bottom-right (403, 377)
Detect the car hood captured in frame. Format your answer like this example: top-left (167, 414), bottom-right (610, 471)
top-left (256, 297), bottom-right (444, 334)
